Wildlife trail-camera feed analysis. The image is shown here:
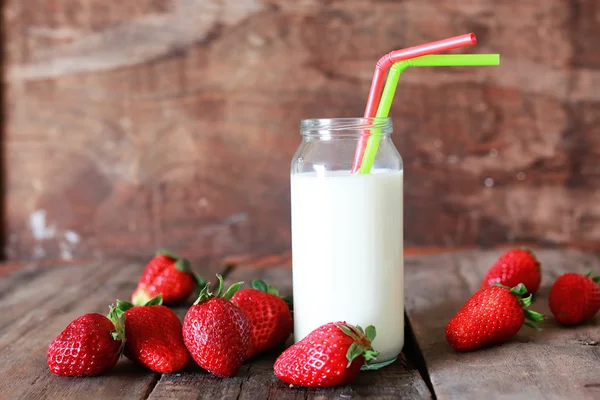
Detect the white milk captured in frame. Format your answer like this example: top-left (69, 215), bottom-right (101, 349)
top-left (291, 170), bottom-right (404, 363)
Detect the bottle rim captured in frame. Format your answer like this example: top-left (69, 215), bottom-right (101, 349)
top-left (300, 117), bottom-right (393, 137)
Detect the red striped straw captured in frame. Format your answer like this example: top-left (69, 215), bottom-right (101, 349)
top-left (351, 33), bottom-right (477, 173)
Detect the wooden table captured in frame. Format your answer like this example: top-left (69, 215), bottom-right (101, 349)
top-left (1, 249), bottom-right (599, 399)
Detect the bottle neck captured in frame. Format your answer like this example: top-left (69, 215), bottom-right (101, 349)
top-left (300, 118), bottom-right (393, 139)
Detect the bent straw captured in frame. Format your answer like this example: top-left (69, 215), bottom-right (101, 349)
top-left (351, 33), bottom-right (477, 173)
top-left (358, 54), bottom-right (500, 175)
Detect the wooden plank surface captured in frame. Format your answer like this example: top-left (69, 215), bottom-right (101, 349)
top-left (149, 266), bottom-right (431, 399)
top-left (5, 0), bottom-right (600, 265)
top-left (405, 249), bottom-right (600, 400)
top-left (0, 260), bottom-right (161, 399)
top-left (2, 249), bottom-right (599, 399)
top-left (0, 261), bottom-right (430, 399)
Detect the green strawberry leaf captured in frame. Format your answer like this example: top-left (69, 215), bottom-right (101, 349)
top-left (281, 295), bottom-right (294, 312)
top-left (584, 269), bottom-right (600, 283)
top-left (145, 294), bottom-right (163, 306)
top-left (345, 342), bottom-right (359, 367)
top-left (337, 323), bottom-right (381, 369)
top-left (521, 294), bottom-right (533, 308)
top-left (215, 274), bottom-right (225, 297)
top-left (365, 325), bottom-right (377, 342)
top-left (525, 309), bottom-right (545, 323)
top-left (337, 324), bottom-right (356, 339)
top-left (175, 258), bottom-right (191, 272)
top-left (193, 273), bottom-right (207, 294)
top-left (501, 284), bottom-right (546, 330)
top-left (116, 300), bottom-right (135, 313)
top-left (266, 285), bottom-right (279, 296)
top-left (252, 280), bottom-right (268, 292)
top-left (363, 349), bottom-right (381, 363)
top-left (193, 274), bottom-right (244, 304)
top-left (361, 356), bottom-right (396, 371)
top-left (194, 283), bottom-right (211, 305)
top-left (524, 321), bottom-right (541, 331)
top-left (156, 248), bottom-right (178, 259)
top-left (107, 304), bottom-right (127, 355)
top-left (510, 283), bottom-right (528, 296)
top-left (222, 282), bottom-right (244, 301)
top-left (252, 279), bottom-right (282, 296)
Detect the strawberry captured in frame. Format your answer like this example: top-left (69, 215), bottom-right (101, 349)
top-left (274, 322), bottom-right (379, 388)
top-left (481, 249), bottom-right (541, 294)
top-left (132, 249), bottom-right (206, 306)
top-left (183, 275), bottom-right (250, 377)
top-left (549, 270), bottom-right (600, 326)
top-left (446, 283), bottom-right (544, 352)
top-left (117, 295), bottom-right (189, 373)
top-left (231, 280), bottom-right (293, 358)
top-left (47, 308), bottom-right (125, 376)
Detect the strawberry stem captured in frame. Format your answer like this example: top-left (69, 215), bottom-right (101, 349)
top-left (505, 283), bottom-right (545, 329)
top-left (336, 323), bottom-right (380, 368)
top-left (107, 304), bottom-right (127, 355)
top-left (193, 274), bottom-right (243, 304)
top-left (118, 295), bottom-right (162, 312)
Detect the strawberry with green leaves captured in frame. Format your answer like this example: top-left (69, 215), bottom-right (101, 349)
top-left (47, 308), bottom-right (125, 377)
top-left (117, 295), bottom-right (189, 373)
top-left (132, 249), bottom-right (206, 306)
top-left (446, 283), bottom-right (544, 352)
top-left (183, 275), bottom-right (250, 377)
top-left (231, 280), bottom-right (293, 358)
top-left (481, 249), bottom-right (542, 294)
top-left (274, 322), bottom-right (379, 388)
top-left (549, 270), bottom-right (600, 326)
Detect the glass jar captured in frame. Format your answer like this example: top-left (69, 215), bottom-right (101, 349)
top-left (290, 117), bottom-right (404, 365)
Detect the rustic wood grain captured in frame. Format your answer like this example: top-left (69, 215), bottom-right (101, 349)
top-left (148, 266), bottom-right (431, 399)
top-left (4, 0), bottom-right (600, 264)
top-left (0, 257), bottom-right (225, 400)
top-left (3, 250), bottom-right (599, 398)
top-left (149, 350), bottom-right (430, 400)
top-left (0, 261), bottom-right (431, 399)
top-left (404, 249), bottom-right (600, 400)
top-left (0, 260), bottom-right (160, 399)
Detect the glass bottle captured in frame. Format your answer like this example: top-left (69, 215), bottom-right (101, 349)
top-left (290, 117), bottom-right (404, 364)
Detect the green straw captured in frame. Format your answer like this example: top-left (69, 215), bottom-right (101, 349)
top-left (358, 54), bottom-right (500, 175)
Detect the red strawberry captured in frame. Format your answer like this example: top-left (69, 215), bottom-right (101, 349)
top-left (183, 275), bottom-right (250, 377)
top-left (549, 270), bottom-right (600, 326)
top-left (117, 295), bottom-right (189, 373)
top-left (274, 322), bottom-right (379, 388)
top-left (446, 283), bottom-right (544, 351)
top-left (231, 280), bottom-right (293, 358)
top-left (132, 249), bottom-right (206, 305)
top-left (47, 309), bottom-right (125, 376)
top-left (481, 249), bottom-right (541, 294)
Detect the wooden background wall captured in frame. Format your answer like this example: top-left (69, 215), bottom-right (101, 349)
top-left (3, 0), bottom-right (600, 265)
